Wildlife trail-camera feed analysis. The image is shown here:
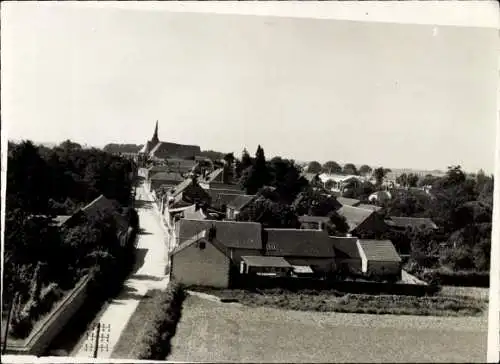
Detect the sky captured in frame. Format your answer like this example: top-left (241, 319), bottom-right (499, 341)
top-left (2, 3), bottom-right (498, 173)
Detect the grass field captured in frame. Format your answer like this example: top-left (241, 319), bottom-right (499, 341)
top-left (189, 287), bottom-right (487, 317)
top-left (110, 290), bottom-right (161, 359)
top-left (168, 294), bottom-right (487, 363)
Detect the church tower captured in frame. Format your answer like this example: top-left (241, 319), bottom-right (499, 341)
top-left (152, 120), bottom-right (159, 145)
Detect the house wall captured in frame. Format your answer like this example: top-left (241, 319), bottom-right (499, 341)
top-left (335, 258), bottom-right (363, 274)
top-left (366, 261), bottom-right (401, 277)
top-left (354, 213), bottom-right (388, 236)
top-left (171, 241), bottom-right (231, 288)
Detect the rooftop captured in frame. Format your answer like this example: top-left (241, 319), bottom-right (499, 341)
top-left (358, 239), bottom-right (402, 262)
top-left (241, 256), bottom-right (292, 268)
top-left (336, 205), bottom-right (375, 231)
top-left (264, 228), bottom-right (334, 257)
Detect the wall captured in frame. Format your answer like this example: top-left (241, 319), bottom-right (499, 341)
top-left (367, 261), bottom-right (401, 277)
top-left (336, 258), bottom-right (363, 275)
top-left (5, 275), bottom-right (91, 356)
top-left (171, 241), bottom-right (231, 288)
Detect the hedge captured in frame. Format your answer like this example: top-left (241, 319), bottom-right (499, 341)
top-left (132, 281), bottom-right (186, 360)
top-left (420, 269), bottom-right (490, 287)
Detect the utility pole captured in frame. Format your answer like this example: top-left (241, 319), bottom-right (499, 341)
top-left (93, 322), bottom-right (101, 359)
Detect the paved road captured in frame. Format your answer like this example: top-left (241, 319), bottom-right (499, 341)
top-left (75, 184), bottom-right (169, 359)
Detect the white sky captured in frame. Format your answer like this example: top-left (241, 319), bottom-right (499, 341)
top-left (2, 1), bottom-right (498, 173)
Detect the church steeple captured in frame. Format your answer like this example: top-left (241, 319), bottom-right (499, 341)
top-left (152, 120), bottom-right (159, 144)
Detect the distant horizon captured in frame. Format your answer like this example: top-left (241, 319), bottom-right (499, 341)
top-left (3, 6), bottom-right (497, 175)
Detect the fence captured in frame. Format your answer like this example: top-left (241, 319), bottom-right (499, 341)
top-left (232, 275), bottom-right (440, 296)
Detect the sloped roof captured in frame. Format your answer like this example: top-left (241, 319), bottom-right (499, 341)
top-left (357, 204), bottom-right (382, 212)
top-left (298, 215), bottom-right (330, 224)
top-left (204, 168), bottom-right (224, 183)
top-left (170, 178), bottom-right (194, 197)
top-left (241, 256), bottom-right (292, 268)
top-left (170, 229), bottom-right (230, 259)
top-left (150, 172), bottom-right (184, 182)
top-left (386, 216), bottom-right (438, 230)
top-left (337, 205), bottom-right (374, 232)
top-left (53, 215), bottom-right (72, 226)
top-left (149, 141), bottom-right (201, 159)
top-left (264, 229), bottom-right (334, 258)
top-left (358, 239), bottom-right (402, 262)
top-left (331, 237), bottom-right (360, 259)
top-left (178, 219), bottom-right (262, 249)
top-left (337, 197), bottom-right (361, 206)
top-left (81, 195), bottom-right (128, 232)
top-left (227, 194), bottom-right (256, 211)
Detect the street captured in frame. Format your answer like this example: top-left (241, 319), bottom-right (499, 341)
top-left (74, 183), bottom-right (170, 359)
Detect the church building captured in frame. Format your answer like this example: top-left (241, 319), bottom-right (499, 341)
top-left (139, 121), bottom-right (202, 160)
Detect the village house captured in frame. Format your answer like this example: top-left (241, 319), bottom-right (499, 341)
top-left (319, 173), bottom-right (364, 195)
top-left (206, 188), bottom-right (246, 211)
top-left (298, 215), bottom-right (330, 231)
top-left (336, 205), bottom-right (388, 236)
top-left (199, 168), bottom-right (241, 191)
top-left (149, 171), bottom-right (185, 193)
top-left (226, 195), bottom-right (256, 220)
top-left (332, 237), bottom-right (402, 279)
top-left (263, 228), bottom-right (336, 276)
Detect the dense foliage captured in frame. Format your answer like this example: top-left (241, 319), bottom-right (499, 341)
top-left (4, 140), bottom-right (137, 338)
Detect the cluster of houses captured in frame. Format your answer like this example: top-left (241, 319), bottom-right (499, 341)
top-left (136, 123), bottom-right (438, 288)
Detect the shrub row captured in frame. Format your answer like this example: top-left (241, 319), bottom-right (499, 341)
top-left (10, 283), bottom-right (65, 339)
top-left (132, 282), bottom-right (186, 360)
top-left (420, 269), bottom-right (490, 287)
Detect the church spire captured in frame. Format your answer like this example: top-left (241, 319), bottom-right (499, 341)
top-left (152, 120), bottom-right (159, 144)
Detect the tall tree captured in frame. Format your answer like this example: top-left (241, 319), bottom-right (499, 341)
top-left (240, 145), bottom-right (271, 194)
top-left (358, 164), bottom-right (372, 176)
top-left (322, 161), bottom-right (342, 174)
top-left (223, 153), bottom-right (235, 184)
top-left (373, 167), bottom-right (388, 186)
top-left (343, 163), bottom-right (358, 175)
top-left (306, 161), bottom-right (322, 174)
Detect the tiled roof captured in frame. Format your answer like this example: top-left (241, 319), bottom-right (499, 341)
top-left (358, 239), bottom-right (401, 262)
top-left (170, 178), bottom-right (194, 197)
top-left (298, 215), bottom-right (330, 223)
top-left (357, 204), bottom-right (382, 212)
top-left (241, 256), bottom-right (292, 268)
top-left (331, 237), bottom-right (360, 259)
top-left (227, 195), bottom-right (256, 211)
top-left (205, 168), bottom-right (224, 183)
top-left (170, 229), bottom-right (230, 258)
top-left (150, 172), bottom-right (184, 182)
top-left (337, 205), bottom-right (374, 231)
top-left (149, 141), bottom-right (201, 159)
top-left (264, 229), bottom-right (335, 258)
top-left (337, 197), bottom-right (361, 206)
top-left (386, 216), bottom-right (438, 230)
top-left (178, 219), bottom-right (262, 249)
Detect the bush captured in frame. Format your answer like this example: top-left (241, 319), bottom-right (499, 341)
top-left (133, 282), bottom-right (186, 360)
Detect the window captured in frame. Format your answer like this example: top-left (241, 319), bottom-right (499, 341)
top-left (199, 241), bottom-right (206, 250)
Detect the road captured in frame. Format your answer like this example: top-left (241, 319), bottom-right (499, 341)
top-left (74, 183), bottom-right (170, 359)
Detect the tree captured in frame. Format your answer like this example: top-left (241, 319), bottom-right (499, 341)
top-left (222, 153), bottom-right (235, 184)
top-left (239, 145), bottom-right (271, 195)
top-left (358, 165), bottom-right (372, 176)
top-left (326, 211), bottom-right (349, 236)
top-left (267, 157), bottom-right (308, 204)
top-left (236, 197), bottom-right (299, 228)
top-left (407, 173), bottom-right (419, 188)
top-left (293, 188), bottom-right (341, 216)
top-left (306, 161), bottom-right (322, 174)
top-left (343, 163), bottom-right (358, 175)
top-left (322, 161), bottom-right (342, 174)
top-left (373, 167), bottom-right (388, 186)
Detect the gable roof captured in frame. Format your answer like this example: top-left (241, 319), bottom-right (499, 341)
top-left (336, 205), bottom-right (375, 232)
top-left (80, 195), bottom-right (128, 232)
top-left (357, 204), bottom-right (382, 212)
top-left (169, 229), bottom-right (230, 259)
top-left (204, 168), bottom-right (224, 183)
top-left (170, 178), bottom-right (194, 197)
top-left (264, 229), bottom-right (335, 258)
top-left (358, 239), bottom-right (401, 262)
top-left (241, 256), bottom-right (292, 268)
top-left (386, 216), bottom-right (438, 230)
top-left (150, 172), bottom-right (184, 182)
top-left (227, 195), bottom-right (256, 211)
top-left (331, 237), bottom-right (360, 259)
top-left (337, 197), bottom-right (361, 207)
top-left (178, 219), bottom-right (262, 250)
top-left (298, 215), bottom-right (331, 224)
top-left (149, 141), bottom-right (201, 159)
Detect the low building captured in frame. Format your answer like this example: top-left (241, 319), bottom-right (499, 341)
top-left (240, 256), bottom-right (293, 277)
top-left (336, 205), bottom-right (388, 236)
top-left (298, 215), bottom-right (330, 231)
top-left (166, 178), bottom-right (212, 209)
top-left (357, 239), bottom-right (402, 278)
top-left (149, 172), bottom-right (184, 192)
top-left (226, 195), bottom-right (256, 220)
top-left (169, 230), bottom-right (231, 288)
top-left (263, 228), bottom-right (336, 275)
top-left (331, 237), bottom-right (363, 275)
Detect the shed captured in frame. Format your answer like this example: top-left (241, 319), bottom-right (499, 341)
top-left (357, 239), bottom-right (402, 278)
top-left (240, 256), bottom-right (292, 276)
